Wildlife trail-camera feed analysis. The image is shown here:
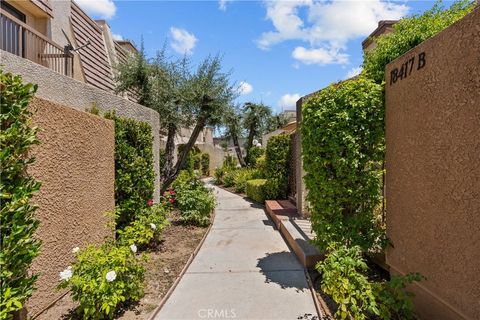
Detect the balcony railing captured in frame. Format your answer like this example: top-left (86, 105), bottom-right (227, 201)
top-left (1, 10), bottom-right (73, 77)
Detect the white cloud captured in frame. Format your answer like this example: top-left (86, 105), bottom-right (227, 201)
top-left (257, 0), bottom-right (408, 65)
top-left (219, 0), bottom-right (232, 11)
top-left (346, 66), bottom-right (363, 79)
top-left (112, 33), bottom-right (123, 41)
top-left (238, 81), bottom-right (253, 95)
top-left (75, 0), bottom-right (116, 19)
top-left (292, 46), bottom-right (348, 65)
top-left (278, 93), bottom-right (301, 109)
top-left (170, 27), bottom-right (198, 55)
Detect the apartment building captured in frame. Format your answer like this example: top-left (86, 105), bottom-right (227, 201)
top-left (0, 0), bottom-right (138, 98)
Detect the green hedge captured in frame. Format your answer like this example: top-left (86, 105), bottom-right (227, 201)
top-left (105, 112), bottom-right (155, 230)
top-left (0, 71), bottom-right (42, 318)
top-left (245, 146), bottom-right (264, 167)
top-left (264, 134), bottom-right (290, 199)
top-left (246, 179), bottom-right (267, 204)
top-left (301, 77), bottom-right (384, 251)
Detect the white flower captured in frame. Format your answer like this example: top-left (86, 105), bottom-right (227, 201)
top-left (130, 244), bottom-right (137, 253)
top-left (256, 143), bottom-right (262, 147)
top-left (106, 270), bottom-right (117, 282)
top-left (72, 247), bottom-right (80, 254)
top-left (252, 139), bottom-right (258, 145)
top-left (150, 223), bottom-right (157, 230)
top-left (59, 267), bottom-right (73, 281)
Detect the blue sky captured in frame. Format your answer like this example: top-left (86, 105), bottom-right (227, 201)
top-left (77, 0), bottom-right (441, 113)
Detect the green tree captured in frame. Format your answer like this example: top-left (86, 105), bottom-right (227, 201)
top-left (161, 55), bottom-right (236, 192)
top-left (222, 105), bottom-right (246, 167)
top-left (115, 45), bottom-right (194, 186)
top-left (242, 102), bottom-right (272, 152)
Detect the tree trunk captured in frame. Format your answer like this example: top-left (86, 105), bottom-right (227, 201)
top-left (161, 115), bottom-right (207, 193)
top-left (161, 123), bottom-right (176, 185)
top-left (232, 134), bottom-right (246, 167)
top-left (246, 124), bottom-right (255, 151)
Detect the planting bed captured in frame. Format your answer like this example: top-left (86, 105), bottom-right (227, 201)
top-left (36, 211), bottom-right (209, 320)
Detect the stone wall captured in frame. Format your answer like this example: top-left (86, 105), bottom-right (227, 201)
top-left (1, 50), bottom-right (161, 201)
top-left (385, 8), bottom-right (480, 319)
top-left (27, 97), bottom-right (115, 316)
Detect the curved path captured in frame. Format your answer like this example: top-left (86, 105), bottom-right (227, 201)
top-left (155, 183), bottom-right (318, 320)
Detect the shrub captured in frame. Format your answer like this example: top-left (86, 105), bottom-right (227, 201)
top-left (0, 71), bottom-right (41, 318)
top-left (264, 134), bottom-right (290, 199)
top-left (213, 167), bottom-right (225, 185)
top-left (172, 170), bottom-right (199, 194)
top-left (201, 153), bottom-right (210, 176)
top-left (176, 186), bottom-right (215, 226)
top-left (301, 77), bottom-right (385, 251)
top-left (58, 243), bottom-right (145, 319)
top-left (318, 243), bottom-right (423, 320)
top-left (254, 155), bottom-right (267, 178)
top-left (223, 169), bottom-right (237, 188)
top-left (177, 144), bottom-right (201, 174)
top-left (374, 273), bottom-right (424, 320)
top-left (222, 154), bottom-right (237, 170)
top-left (363, 0), bottom-right (474, 84)
top-left (245, 146), bottom-right (264, 167)
top-left (118, 204), bottom-right (170, 247)
top-left (171, 170), bottom-right (215, 226)
top-left (233, 168), bottom-right (261, 193)
top-left (317, 244), bottom-right (379, 320)
top-left (104, 112), bottom-right (155, 230)
top-left (246, 179), bottom-right (267, 204)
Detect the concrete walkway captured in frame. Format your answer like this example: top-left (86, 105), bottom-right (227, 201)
top-left (155, 183), bottom-right (318, 320)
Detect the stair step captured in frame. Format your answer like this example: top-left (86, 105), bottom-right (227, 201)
top-left (281, 219), bottom-right (323, 269)
top-left (265, 200), bottom-right (298, 229)
top-left (265, 199), bottom-right (323, 269)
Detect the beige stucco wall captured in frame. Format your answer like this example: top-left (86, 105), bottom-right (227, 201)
top-left (26, 97), bottom-right (115, 316)
top-left (0, 50), bottom-right (161, 201)
top-left (196, 144), bottom-right (226, 172)
top-left (385, 8), bottom-right (480, 320)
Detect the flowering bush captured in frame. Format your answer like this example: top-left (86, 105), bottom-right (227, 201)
top-left (117, 204), bottom-right (169, 247)
top-left (58, 243), bottom-right (145, 319)
top-left (0, 70), bottom-right (41, 318)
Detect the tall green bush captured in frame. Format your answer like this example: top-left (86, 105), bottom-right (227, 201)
top-left (302, 77), bottom-right (385, 251)
top-left (104, 112), bottom-right (155, 230)
top-left (0, 71), bottom-right (41, 318)
top-left (245, 146), bottom-right (264, 167)
top-left (363, 0), bottom-right (474, 84)
top-left (264, 134), bottom-right (290, 199)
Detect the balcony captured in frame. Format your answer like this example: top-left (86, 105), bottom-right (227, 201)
top-left (1, 9), bottom-right (73, 77)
